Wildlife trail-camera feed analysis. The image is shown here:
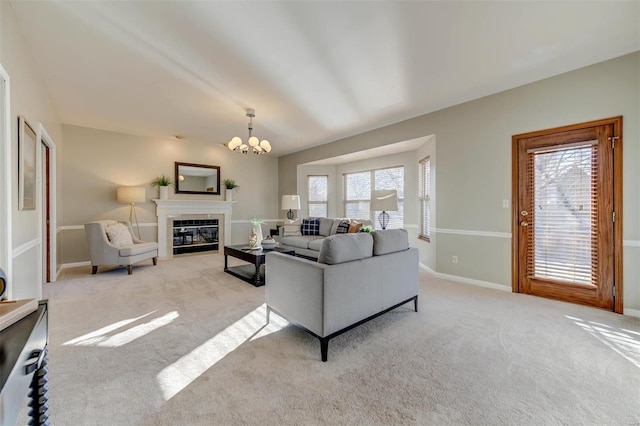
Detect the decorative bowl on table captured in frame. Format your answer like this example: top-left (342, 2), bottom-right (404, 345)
top-left (261, 236), bottom-right (276, 249)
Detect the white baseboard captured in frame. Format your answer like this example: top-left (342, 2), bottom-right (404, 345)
top-left (61, 261), bottom-right (90, 269)
top-left (419, 262), bottom-right (509, 292)
top-left (623, 308), bottom-right (640, 318)
top-left (420, 263), bottom-right (640, 317)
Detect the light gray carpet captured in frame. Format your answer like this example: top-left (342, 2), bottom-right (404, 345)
top-left (21, 253), bottom-right (640, 425)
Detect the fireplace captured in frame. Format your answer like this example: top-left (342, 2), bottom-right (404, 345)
top-left (153, 199), bottom-right (234, 258)
top-left (172, 219), bottom-right (219, 255)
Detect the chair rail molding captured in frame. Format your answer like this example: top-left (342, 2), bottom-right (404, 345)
top-left (153, 199), bottom-right (235, 258)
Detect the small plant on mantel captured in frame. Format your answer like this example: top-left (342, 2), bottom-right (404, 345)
top-left (223, 179), bottom-right (239, 191)
top-left (151, 175), bottom-right (173, 187)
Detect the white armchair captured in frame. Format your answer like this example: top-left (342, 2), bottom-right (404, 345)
top-left (84, 220), bottom-right (158, 275)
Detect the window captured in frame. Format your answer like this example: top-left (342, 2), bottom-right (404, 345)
top-left (419, 157), bottom-right (431, 241)
top-left (307, 175), bottom-right (328, 217)
top-left (344, 166), bottom-right (404, 229)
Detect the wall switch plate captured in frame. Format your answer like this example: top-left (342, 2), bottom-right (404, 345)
top-left (502, 199), bottom-right (509, 208)
top-left (452, 256), bottom-right (458, 264)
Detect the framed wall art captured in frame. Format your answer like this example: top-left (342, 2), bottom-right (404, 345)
top-left (18, 115), bottom-right (36, 210)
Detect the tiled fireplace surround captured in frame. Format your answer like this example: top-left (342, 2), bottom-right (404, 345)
top-left (153, 199), bottom-right (235, 258)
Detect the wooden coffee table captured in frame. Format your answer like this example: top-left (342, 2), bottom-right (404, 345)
top-left (224, 245), bottom-right (295, 287)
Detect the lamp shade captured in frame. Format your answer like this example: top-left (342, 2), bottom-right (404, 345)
top-left (117, 187), bottom-right (145, 204)
top-left (370, 190), bottom-right (398, 211)
top-left (281, 195), bottom-right (301, 210)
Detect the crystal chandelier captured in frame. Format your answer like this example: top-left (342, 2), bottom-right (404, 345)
top-left (227, 109), bottom-right (272, 155)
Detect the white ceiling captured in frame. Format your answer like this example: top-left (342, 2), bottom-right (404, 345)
top-left (9, 1), bottom-right (640, 156)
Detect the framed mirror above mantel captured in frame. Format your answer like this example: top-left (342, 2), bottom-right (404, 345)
top-left (175, 162), bottom-right (221, 195)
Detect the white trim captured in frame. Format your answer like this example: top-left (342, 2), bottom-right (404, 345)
top-left (435, 228), bottom-right (512, 239)
top-left (623, 308), bottom-right (640, 318)
top-left (433, 230), bottom-right (638, 245)
top-left (59, 223), bottom-right (158, 231)
top-left (419, 262), bottom-right (510, 292)
top-left (231, 219), bottom-right (282, 224)
top-left (38, 124), bottom-right (57, 282)
top-left (61, 261), bottom-right (90, 269)
top-left (0, 64), bottom-right (11, 299)
top-left (12, 238), bottom-right (41, 259)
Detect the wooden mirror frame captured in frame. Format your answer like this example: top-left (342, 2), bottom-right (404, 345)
top-left (175, 162), bottom-right (221, 195)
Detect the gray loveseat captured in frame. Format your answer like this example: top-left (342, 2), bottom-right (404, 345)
top-left (266, 229), bottom-right (419, 361)
top-left (278, 217), bottom-right (374, 259)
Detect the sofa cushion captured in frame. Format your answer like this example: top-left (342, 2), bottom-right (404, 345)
top-left (308, 238), bottom-right (325, 251)
top-left (283, 220), bottom-right (302, 237)
top-left (317, 233), bottom-right (373, 265)
top-left (372, 229), bottom-right (409, 256)
top-left (319, 218), bottom-right (334, 237)
top-left (105, 223), bottom-right (133, 248)
top-left (119, 242), bottom-right (158, 257)
top-left (301, 218), bottom-right (320, 236)
top-left (281, 235), bottom-right (324, 249)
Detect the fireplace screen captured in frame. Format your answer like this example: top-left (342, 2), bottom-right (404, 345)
top-left (172, 219), bottom-right (219, 255)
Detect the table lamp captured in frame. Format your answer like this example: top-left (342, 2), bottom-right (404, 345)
top-left (281, 195), bottom-right (301, 220)
top-left (370, 190), bottom-right (398, 230)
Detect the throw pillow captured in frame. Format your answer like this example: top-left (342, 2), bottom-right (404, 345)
top-left (318, 218), bottom-right (334, 236)
top-left (301, 218), bottom-right (320, 236)
top-left (105, 223), bottom-right (134, 248)
top-left (371, 229), bottom-right (409, 256)
top-left (283, 219), bottom-right (302, 237)
top-left (335, 219), bottom-right (350, 234)
top-left (348, 220), bottom-right (362, 233)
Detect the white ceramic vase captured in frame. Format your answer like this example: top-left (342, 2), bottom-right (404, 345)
top-left (252, 223), bottom-right (263, 245)
top-left (226, 188), bottom-right (233, 201)
top-left (159, 186), bottom-right (169, 200)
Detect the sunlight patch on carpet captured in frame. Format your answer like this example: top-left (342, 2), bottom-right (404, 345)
top-left (156, 303), bottom-right (287, 401)
top-left (63, 311), bottom-right (179, 347)
top-left (566, 315), bottom-right (640, 369)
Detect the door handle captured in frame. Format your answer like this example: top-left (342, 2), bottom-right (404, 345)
top-left (520, 221), bottom-right (529, 227)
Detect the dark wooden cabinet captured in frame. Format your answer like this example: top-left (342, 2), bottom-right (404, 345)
top-left (0, 301), bottom-right (49, 425)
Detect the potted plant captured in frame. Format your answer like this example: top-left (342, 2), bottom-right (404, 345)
top-left (151, 175), bottom-right (173, 200)
top-left (223, 179), bottom-right (239, 201)
top-left (360, 224), bottom-right (373, 233)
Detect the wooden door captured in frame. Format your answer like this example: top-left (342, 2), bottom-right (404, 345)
top-left (512, 117), bottom-right (623, 312)
top-left (43, 144), bottom-right (51, 283)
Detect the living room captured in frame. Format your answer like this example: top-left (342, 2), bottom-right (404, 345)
top-left (1, 1), bottom-right (639, 424)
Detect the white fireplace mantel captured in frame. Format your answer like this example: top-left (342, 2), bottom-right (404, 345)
top-left (153, 199), bottom-right (235, 257)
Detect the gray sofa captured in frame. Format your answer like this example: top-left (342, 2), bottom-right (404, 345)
top-left (266, 229), bottom-right (419, 361)
top-left (278, 217), bottom-right (374, 259)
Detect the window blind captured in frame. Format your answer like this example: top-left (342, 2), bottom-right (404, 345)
top-left (419, 157), bottom-right (431, 240)
top-left (344, 167), bottom-right (404, 228)
top-left (527, 142), bottom-right (598, 286)
top-left (307, 175), bottom-right (328, 217)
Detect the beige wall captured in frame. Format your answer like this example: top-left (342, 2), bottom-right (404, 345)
top-left (60, 124), bottom-right (279, 263)
top-left (1, 2), bottom-right (63, 299)
top-left (279, 52), bottom-right (640, 312)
